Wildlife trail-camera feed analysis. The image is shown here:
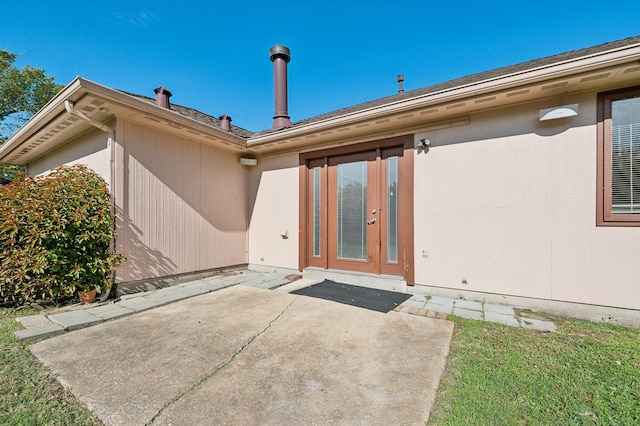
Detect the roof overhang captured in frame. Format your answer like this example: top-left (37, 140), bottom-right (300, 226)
top-left (0, 77), bottom-right (248, 165)
top-left (247, 41), bottom-right (640, 155)
top-left (3, 40), bottom-right (640, 164)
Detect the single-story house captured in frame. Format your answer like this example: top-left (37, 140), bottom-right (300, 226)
top-left (1, 36), bottom-right (639, 325)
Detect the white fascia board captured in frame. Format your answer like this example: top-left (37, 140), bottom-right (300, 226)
top-left (248, 43), bottom-right (640, 146)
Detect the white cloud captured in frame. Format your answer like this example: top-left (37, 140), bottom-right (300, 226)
top-left (111, 10), bottom-right (157, 26)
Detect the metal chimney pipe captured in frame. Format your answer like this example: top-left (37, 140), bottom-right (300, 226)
top-left (270, 45), bottom-right (292, 130)
top-left (219, 114), bottom-right (232, 132)
top-left (154, 86), bottom-right (172, 109)
top-left (397, 74), bottom-right (405, 94)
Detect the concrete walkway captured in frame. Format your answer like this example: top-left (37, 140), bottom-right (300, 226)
top-left (397, 292), bottom-right (557, 332)
top-left (15, 269), bottom-right (556, 341)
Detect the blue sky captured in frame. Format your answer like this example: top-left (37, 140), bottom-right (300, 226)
top-left (2, 1), bottom-right (639, 132)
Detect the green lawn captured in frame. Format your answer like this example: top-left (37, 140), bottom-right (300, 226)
top-left (429, 315), bottom-right (640, 425)
top-left (0, 308), bottom-right (102, 426)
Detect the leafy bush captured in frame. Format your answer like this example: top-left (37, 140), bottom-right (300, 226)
top-left (0, 165), bottom-right (123, 305)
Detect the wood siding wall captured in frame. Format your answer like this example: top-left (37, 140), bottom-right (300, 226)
top-left (414, 91), bottom-right (640, 310)
top-left (115, 120), bottom-right (247, 283)
top-left (28, 128), bottom-right (110, 185)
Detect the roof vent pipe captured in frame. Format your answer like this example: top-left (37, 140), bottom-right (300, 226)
top-left (219, 114), bottom-right (232, 132)
top-left (154, 86), bottom-right (172, 109)
top-left (270, 45), bottom-right (292, 130)
top-left (397, 74), bottom-right (405, 93)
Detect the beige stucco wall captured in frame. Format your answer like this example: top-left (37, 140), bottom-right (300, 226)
top-left (414, 91), bottom-right (640, 310)
top-left (247, 153), bottom-right (299, 269)
top-left (28, 128), bottom-right (111, 186)
top-left (114, 119), bottom-right (248, 283)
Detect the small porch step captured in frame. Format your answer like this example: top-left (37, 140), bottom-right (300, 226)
top-left (303, 268), bottom-right (408, 293)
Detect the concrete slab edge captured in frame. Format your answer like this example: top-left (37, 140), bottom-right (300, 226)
top-left (14, 323), bottom-right (65, 341)
top-left (411, 284), bottom-right (640, 329)
top-left (14, 280), bottom-right (243, 341)
top-left (115, 264), bottom-right (248, 296)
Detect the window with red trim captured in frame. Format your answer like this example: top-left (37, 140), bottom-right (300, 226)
top-left (597, 86), bottom-right (640, 226)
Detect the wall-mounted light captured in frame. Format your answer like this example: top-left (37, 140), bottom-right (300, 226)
top-left (417, 138), bottom-right (430, 149)
top-left (539, 104), bottom-right (579, 121)
top-left (240, 157), bottom-right (258, 166)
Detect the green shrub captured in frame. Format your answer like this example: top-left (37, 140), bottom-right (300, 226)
top-left (0, 165), bottom-right (123, 305)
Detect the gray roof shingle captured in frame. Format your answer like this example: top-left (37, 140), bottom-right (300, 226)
top-left (120, 35), bottom-right (640, 138)
top-left (120, 91), bottom-right (255, 139)
top-left (254, 34), bottom-right (640, 136)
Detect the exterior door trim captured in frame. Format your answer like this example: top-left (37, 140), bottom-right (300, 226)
top-left (298, 135), bottom-right (415, 284)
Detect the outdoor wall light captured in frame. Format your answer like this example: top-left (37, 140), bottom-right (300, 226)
top-left (417, 138), bottom-right (430, 149)
top-left (240, 157), bottom-right (258, 166)
top-left (539, 104), bottom-right (579, 121)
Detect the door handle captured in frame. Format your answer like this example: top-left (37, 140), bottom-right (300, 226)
top-left (367, 218), bottom-right (376, 225)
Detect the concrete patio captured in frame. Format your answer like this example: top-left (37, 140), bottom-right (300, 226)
top-left (29, 284), bottom-right (454, 425)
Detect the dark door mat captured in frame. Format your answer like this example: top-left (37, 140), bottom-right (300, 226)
top-left (291, 279), bottom-right (412, 313)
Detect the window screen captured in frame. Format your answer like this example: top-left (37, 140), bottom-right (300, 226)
top-left (611, 96), bottom-right (640, 214)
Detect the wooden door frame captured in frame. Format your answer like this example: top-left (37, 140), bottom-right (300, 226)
top-left (298, 135), bottom-right (415, 284)
top-left (327, 150), bottom-right (378, 274)
top-left (379, 146), bottom-right (407, 278)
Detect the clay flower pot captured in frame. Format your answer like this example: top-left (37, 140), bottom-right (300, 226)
top-left (77, 289), bottom-right (97, 304)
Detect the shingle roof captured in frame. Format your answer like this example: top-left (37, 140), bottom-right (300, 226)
top-left (253, 34), bottom-right (640, 136)
top-left (120, 91), bottom-right (255, 139)
top-left (118, 35), bottom-right (640, 139)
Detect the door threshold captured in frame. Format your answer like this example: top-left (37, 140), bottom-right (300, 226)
top-left (303, 268), bottom-right (408, 293)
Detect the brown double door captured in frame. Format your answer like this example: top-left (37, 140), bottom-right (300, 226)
top-left (304, 142), bottom-right (412, 280)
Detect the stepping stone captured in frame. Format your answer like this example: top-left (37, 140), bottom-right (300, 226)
top-left (520, 317), bottom-right (557, 332)
top-left (424, 303), bottom-right (453, 314)
top-left (17, 314), bottom-right (51, 329)
top-left (455, 299), bottom-right (483, 311)
top-left (453, 307), bottom-right (483, 321)
top-left (427, 296), bottom-right (454, 309)
top-left (86, 304), bottom-right (135, 321)
top-left (14, 322), bottom-right (65, 341)
top-left (115, 297), bottom-right (162, 313)
top-left (484, 303), bottom-right (515, 316)
top-left (47, 310), bottom-right (103, 331)
top-left (484, 311), bottom-right (519, 327)
top-left (401, 298), bottom-right (427, 310)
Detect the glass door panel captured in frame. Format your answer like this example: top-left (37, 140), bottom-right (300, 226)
top-left (336, 161), bottom-right (368, 260)
top-left (379, 147), bottom-right (405, 277)
top-left (386, 156), bottom-right (398, 263)
top-left (312, 166), bottom-right (322, 257)
top-left (327, 151), bottom-right (377, 273)
top-left (306, 159), bottom-right (327, 269)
